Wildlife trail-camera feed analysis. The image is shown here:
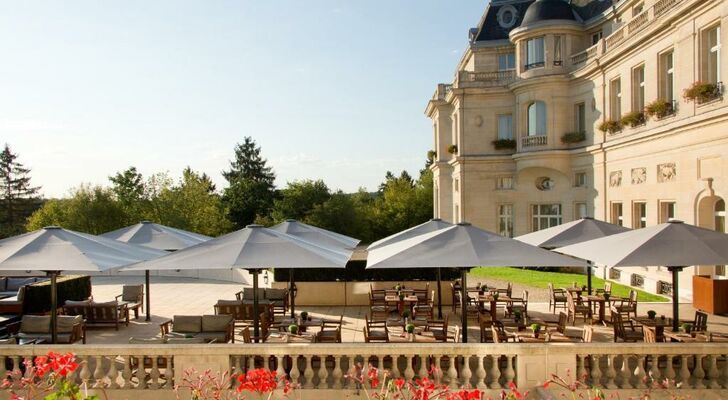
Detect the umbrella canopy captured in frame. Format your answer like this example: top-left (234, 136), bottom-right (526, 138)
top-left (270, 219), bottom-right (359, 253)
top-left (101, 221), bottom-right (213, 321)
top-left (366, 222), bottom-right (584, 343)
top-left (515, 217), bottom-right (630, 249)
top-left (0, 226), bottom-right (166, 271)
top-left (101, 221), bottom-right (211, 251)
top-left (367, 218), bottom-right (452, 251)
top-left (123, 224), bottom-right (350, 340)
top-left (367, 218), bottom-right (453, 318)
top-left (0, 226), bottom-right (166, 343)
top-left (270, 219), bottom-right (359, 317)
top-left (515, 217), bottom-right (630, 294)
top-left (557, 220), bottom-right (728, 330)
top-left (367, 222), bottom-right (585, 269)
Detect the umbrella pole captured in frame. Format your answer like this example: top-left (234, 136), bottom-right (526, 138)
top-left (668, 266), bottom-right (683, 331)
top-left (252, 269), bottom-right (260, 343)
top-left (461, 268), bottom-right (468, 343)
top-left (145, 270), bottom-right (151, 322)
top-left (587, 261), bottom-right (593, 295)
top-left (48, 271), bottom-right (59, 344)
top-left (437, 268), bottom-right (443, 319)
top-left (290, 270), bottom-right (295, 318)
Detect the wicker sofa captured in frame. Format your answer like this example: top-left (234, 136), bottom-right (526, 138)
top-left (159, 315), bottom-right (234, 343)
top-left (8, 315), bottom-right (86, 344)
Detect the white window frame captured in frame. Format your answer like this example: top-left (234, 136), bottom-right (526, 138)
top-left (575, 102), bottom-right (586, 133)
top-left (497, 114), bottom-right (513, 140)
top-left (528, 101), bottom-right (546, 136)
top-left (498, 204), bottom-right (514, 238)
top-left (531, 204), bottom-right (562, 232)
top-left (496, 176), bottom-right (514, 190)
top-left (498, 53), bottom-right (515, 71)
top-left (526, 37), bottom-right (545, 69)
top-left (660, 50), bottom-right (675, 103)
top-left (632, 65), bottom-right (645, 112)
top-left (706, 25), bottom-right (721, 84)
top-left (574, 172), bottom-right (587, 188)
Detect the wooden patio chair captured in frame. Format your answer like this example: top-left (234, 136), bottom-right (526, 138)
top-left (612, 310), bottom-right (644, 342)
top-left (566, 291), bottom-right (591, 325)
top-left (426, 315), bottom-right (449, 342)
top-left (613, 290), bottom-right (638, 319)
top-left (505, 290), bottom-right (528, 318)
top-left (369, 292), bottom-right (390, 320)
top-left (363, 315), bottom-right (389, 343)
top-left (316, 316), bottom-right (343, 343)
top-left (413, 290), bottom-right (435, 320)
top-left (548, 283), bottom-right (567, 313)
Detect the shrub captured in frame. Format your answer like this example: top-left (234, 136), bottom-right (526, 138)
top-left (597, 120), bottom-right (622, 134)
top-left (530, 323), bottom-right (542, 332)
top-left (23, 275), bottom-right (91, 314)
top-left (427, 150), bottom-right (437, 161)
top-left (644, 99), bottom-right (673, 118)
top-left (273, 261), bottom-right (462, 282)
top-left (620, 111), bottom-right (646, 128)
top-left (492, 138), bottom-right (517, 150)
top-left (561, 131), bottom-right (586, 144)
top-left (683, 81), bottom-right (720, 103)
top-left (288, 324), bottom-right (299, 334)
top-left (447, 144), bottom-right (458, 155)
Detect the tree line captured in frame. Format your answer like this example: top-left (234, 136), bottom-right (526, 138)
top-left (2, 138), bottom-right (433, 243)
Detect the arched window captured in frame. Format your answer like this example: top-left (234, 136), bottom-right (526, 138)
top-left (528, 101), bottom-right (546, 136)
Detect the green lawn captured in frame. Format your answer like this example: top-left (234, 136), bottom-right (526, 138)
top-left (469, 267), bottom-right (667, 302)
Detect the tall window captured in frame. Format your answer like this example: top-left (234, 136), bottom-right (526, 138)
top-left (632, 65), bottom-right (645, 112)
top-left (575, 103), bottom-right (586, 132)
top-left (498, 204), bottom-right (514, 238)
top-left (528, 101), bottom-right (546, 136)
top-left (610, 78), bottom-right (622, 120)
top-left (574, 172), bottom-right (587, 187)
top-left (532, 204), bottom-right (562, 231)
top-left (497, 114), bottom-right (513, 139)
top-left (716, 199), bottom-right (725, 276)
top-left (659, 201), bottom-right (676, 223)
top-left (660, 50), bottom-right (675, 103)
top-left (498, 53), bottom-right (515, 71)
top-left (575, 202), bottom-right (588, 219)
top-left (554, 36), bottom-right (563, 65)
top-left (526, 37), bottom-right (545, 69)
top-left (611, 202), bottom-right (624, 226)
top-left (591, 31), bottom-right (603, 45)
top-left (496, 176), bottom-right (514, 190)
top-left (633, 202), bottom-right (647, 228)
top-left (704, 25), bottom-right (721, 84)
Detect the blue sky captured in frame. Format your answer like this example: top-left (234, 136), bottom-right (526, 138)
top-left (0, 1), bottom-right (486, 197)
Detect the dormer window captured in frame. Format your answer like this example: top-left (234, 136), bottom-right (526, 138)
top-left (526, 37), bottom-right (545, 70)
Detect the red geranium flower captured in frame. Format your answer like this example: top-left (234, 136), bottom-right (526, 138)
top-left (236, 368), bottom-right (279, 394)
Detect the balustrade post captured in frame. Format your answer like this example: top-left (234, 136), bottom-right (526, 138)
top-left (678, 355), bottom-right (691, 387)
top-left (93, 355), bottom-right (107, 388)
top-left (692, 354), bottom-right (706, 389)
top-left (633, 355), bottom-right (646, 388)
top-left (404, 355), bottom-right (415, 381)
top-left (605, 355), bottom-right (617, 389)
top-left (106, 355), bottom-right (119, 389)
top-left (707, 354), bottom-right (719, 389)
top-left (303, 355), bottom-right (315, 389)
top-left (317, 356), bottom-right (329, 389)
top-left (489, 355), bottom-right (501, 389)
top-left (619, 355), bottom-right (632, 388)
top-left (461, 355), bottom-right (473, 388)
top-left (332, 355), bottom-right (343, 389)
top-left (122, 356), bottom-right (133, 389)
top-left (447, 355), bottom-right (459, 389)
top-left (476, 356), bottom-right (487, 390)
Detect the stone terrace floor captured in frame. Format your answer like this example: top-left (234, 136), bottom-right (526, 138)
top-left (86, 276), bottom-right (728, 345)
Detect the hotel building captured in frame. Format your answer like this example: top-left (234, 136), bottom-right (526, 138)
top-left (425, 0), bottom-right (727, 300)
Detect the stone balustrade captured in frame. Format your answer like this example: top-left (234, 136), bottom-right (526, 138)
top-left (1, 343), bottom-right (727, 399)
top-left (457, 70), bottom-right (516, 88)
top-left (521, 135), bottom-right (548, 148)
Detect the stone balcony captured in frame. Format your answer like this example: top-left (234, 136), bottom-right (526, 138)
top-left (521, 135), bottom-right (548, 148)
top-left (456, 70), bottom-right (516, 89)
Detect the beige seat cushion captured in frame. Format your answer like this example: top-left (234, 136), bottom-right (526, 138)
top-left (20, 316), bottom-right (50, 333)
top-left (122, 285), bottom-right (143, 302)
top-left (17, 333), bottom-right (73, 343)
top-left (265, 289), bottom-right (287, 300)
top-left (57, 315), bottom-right (82, 333)
top-left (129, 337), bottom-right (166, 344)
top-left (0, 337), bottom-right (16, 344)
top-left (166, 337), bottom-right (207, 344)
top-left (173, 316), bottom-right (202, 333)
top-left (195, 332), bottom-right (228, 342)
top-left (202, 315), bottom-right (232, 332)
top-left (91, 300), bottom-right (118, 307)
top-left (65, 299), bottom-right (91, 307)
top-left (216, 300), bottom-right (243, 306)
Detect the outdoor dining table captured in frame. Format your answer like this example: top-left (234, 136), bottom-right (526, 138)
top-left (633, 317), bottom-right (672, 342)
top-left (385, 295), bottom-right (419, 315)
top-left (477, 294), bottom-right (512, 320)
top-left (265, 331), bottom-right (316, 343)
top-left (279, 317), bottom-right (324, 333)
top-left (386, 318), bottom-right (429, 328)
top-left (515, 332), bottom-right (578, 343)
top-left (585, 294), bottom-right (621, 324)
top-left (388, 331), bottom-right (438, 343)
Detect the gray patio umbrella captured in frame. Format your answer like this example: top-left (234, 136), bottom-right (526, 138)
top-left (0, 226), bottom-right (166, 343)
top-left (557, 220), bottom-right (728, 331)
top-left (516, 217), bottom-right (630, 294)
top-left (101, 221), bottom-right (212, 321)
top-left (123, 224), bottom-right (350, 341)
top-left (366, 222), bottom-right (585, 342)
top-left (367, 218), bottom-right (453, 317)
top-left (270, 219), bottom-right (359, 317)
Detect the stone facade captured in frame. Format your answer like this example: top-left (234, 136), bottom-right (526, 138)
top-left (425, 0), bottom-right (728, 300)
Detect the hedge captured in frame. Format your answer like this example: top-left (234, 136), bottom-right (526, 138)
top-left (23, 275), bottom-right (92, 315)
top-left (273, 260), bottom-right (463, 282)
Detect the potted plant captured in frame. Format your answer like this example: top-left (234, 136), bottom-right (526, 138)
top-left (644, 99), bottom-right (673, 118)
top-left (394, 284), bottom-right (401, 291)
top-left (300, 311), bottom-right (309, 321)
top-left (478, 284), bottom-right (485, 296)
top-left (427, 150), bottom-right (437, 161)
top-left (492, 138), bottom-right (517, 150)
top-left (683, 81), bottom-right (720, 103)
top-left (660, 315), bottom-right (666, 321)
top-left (288, 324), bottom-right (299, 335)
top-left (560, 131), bottom-right (586, 144)
top-left (647, 310), bottom-right (657, 320)
top-left (514, 310), bottom-right (522, 323)
top-left (399, 292), bottom-right (405, 301)
top-left (405, 323), bottom-right (415, 334)
top-left (597, 120), bottom-right (622, 134)
top-left (681, 323), bottom-right (693, 334)
top-left (402, 310), bottom-right (411, 321)
top-left (493, 292), bottom-right (499, 301)
top-left (620, 111), bottom-right (646, 128)
top-left (447, 144), bottom-right (458, 155)
top-left (603, 293), bottom-right (610, 301)
top-left (530, 323), bottom-right (542, 339)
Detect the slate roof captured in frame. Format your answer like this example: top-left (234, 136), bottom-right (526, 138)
top-left (473, 0), bottom-right (614, 43)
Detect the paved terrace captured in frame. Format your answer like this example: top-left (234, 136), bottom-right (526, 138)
top-left (87, 276), bottom-right (728, 344)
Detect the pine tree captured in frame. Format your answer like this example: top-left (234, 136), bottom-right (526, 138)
top-left (222, 137), bottom-right (277, 228)
top-left (0, 144), bottom-right (41, 236)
